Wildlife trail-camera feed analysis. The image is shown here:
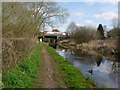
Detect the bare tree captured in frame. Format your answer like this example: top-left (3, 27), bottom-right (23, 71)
top-left (66, 22), bottom-right (77, 38)
top-left (66, 22), bottom-right (96, 44)
top-left (108, 17), bottom-right (120, 38)
top-left (112, 17), bottom-right (118, 28)
top-left (29, 2), bottom-right (69, 31)
top-left (2, 2), bottom-right (69, 38)
top-left (73, 26), bottom-right (96, 44)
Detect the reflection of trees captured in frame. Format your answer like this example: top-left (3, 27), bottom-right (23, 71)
top-left (96, 55), bottom-right (103, 67)
top-left (112, 62), bottom-right (118, 73)
top-left (65, 49), bottom-right (68, 52)
top-left (67, 49), bottom-right (74, 55)
top-left (109, 62), bottom-right (119, 82)
top-left (73, 49), bottom-right (90, 57)
top-left (69, 49), bottom-right (96, 65)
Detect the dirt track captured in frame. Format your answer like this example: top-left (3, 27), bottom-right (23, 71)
top-left (34, 43), bottom-right (66, 88)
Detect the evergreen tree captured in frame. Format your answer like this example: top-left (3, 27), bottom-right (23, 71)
top-left (96, 24), bottom-right (104, 39)
top-left (52, 29), bottom-right (59, 32)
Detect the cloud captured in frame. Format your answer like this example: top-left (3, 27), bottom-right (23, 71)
top-left (76, 23), bottom-right (84, 27)
top-left (84, 20), bottom-right (97, 26)
top-left (74, 13), bottom-right (84, 19)
top-left (94, 12), bottom-right (117, 21)
top-left (85, 2), bottom-right (95, 5)
top-left (100, 4), bottom-right (118, 13)
top-left (84, 0), bottom-right (96, 5)
top-left (93, 65), bottom-right (112, 74)
top-left (64, 18), bottom-right (72, 23)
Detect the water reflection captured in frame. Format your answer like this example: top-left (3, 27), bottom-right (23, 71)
top-left (96, 55), bottom-right (103, 67)
top-left (55, 45), bottom-right (119, 88)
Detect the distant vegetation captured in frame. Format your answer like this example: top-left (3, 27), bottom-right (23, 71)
top-left (66, 18), bottom-right (120, 44)
top-left (96, 24), bottom-right (105, 39)
top-left (107, 17), bottom-right (120, 39)
top-left (62, 20), bottom-right (119, 55)
top-left (66, 22), bottom-right (96, 44)
top-left (52, 29), bottom-right (60, 32)
top-left (66, 20), bottom-right (119, 44)
top-left (107, 28), bottom-right (120, 38)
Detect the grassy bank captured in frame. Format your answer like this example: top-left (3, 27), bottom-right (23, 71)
top-left (43, 42), bottom-right (97, 88)
top-left (2, 42), bottom-right (41, 88)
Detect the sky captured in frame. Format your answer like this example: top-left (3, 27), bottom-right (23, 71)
top-left (1, 0), bottom-right (118, 32)
top-left (54, 1), bottom-right (118, 32)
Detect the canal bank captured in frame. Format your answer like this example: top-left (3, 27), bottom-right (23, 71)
top-left (58, 39), bottom-right (118, 56)
top-left (55, 44), bottom-right (119, 88)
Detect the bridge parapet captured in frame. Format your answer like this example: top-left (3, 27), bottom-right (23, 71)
top-left (44, 31), bottom-right (69, 36)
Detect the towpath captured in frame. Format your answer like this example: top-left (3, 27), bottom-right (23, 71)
top-left (34, 43), bottom-right (67, 88)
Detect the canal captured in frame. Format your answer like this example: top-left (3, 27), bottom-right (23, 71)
top-left (54, 45), bottom-right (119, 88)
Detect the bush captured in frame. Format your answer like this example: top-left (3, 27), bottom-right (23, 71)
top-left (71, 26), bottom-right (96, 44)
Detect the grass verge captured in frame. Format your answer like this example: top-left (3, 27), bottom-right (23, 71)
top-left (43, 42), bottom-right (97, 88)
top-left (2, 42), bottom-right (41, 88)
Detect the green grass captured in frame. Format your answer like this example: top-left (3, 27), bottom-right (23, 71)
top-left (43, 42), bottom-right (97, 88)
top-left (2, 41), bottom-right (41, 88)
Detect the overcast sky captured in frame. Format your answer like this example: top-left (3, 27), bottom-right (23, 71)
top-left (55, 2), bottom-right (118, 32)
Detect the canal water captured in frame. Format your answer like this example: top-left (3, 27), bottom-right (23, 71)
top-left (54, 45), bottom-right (119, 88)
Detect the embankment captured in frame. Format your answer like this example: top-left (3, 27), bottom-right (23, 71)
top-left (2, 38), bottom-right (38, 74)
top-left (81, 40), bottom-right (117, 54)
top-left (58, 39), bottom-right (118, 55)
top-left (2, 42), bottom-right (41, 88)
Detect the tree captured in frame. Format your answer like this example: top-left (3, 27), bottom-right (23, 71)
top-left (52, 29), bottom-right (59, 32)
top-left (66, 22), bottom-right (77, 37)
top-left (73, 26), bottom-right (95, 44)
top-left (110, 17), bottom-right (120, 39)
top-left (66, 22), bottom-right (96, 44)
top-left (96, 24), bottom-right (104, 39)
top-left (112, 17), bottom-right (119, 28)
top-left (107, 28), bottom-right (120, 38)
top-left (31, 2), bottom-right (69, 31)
top-left (2, 2), bottom-right (69, 38)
